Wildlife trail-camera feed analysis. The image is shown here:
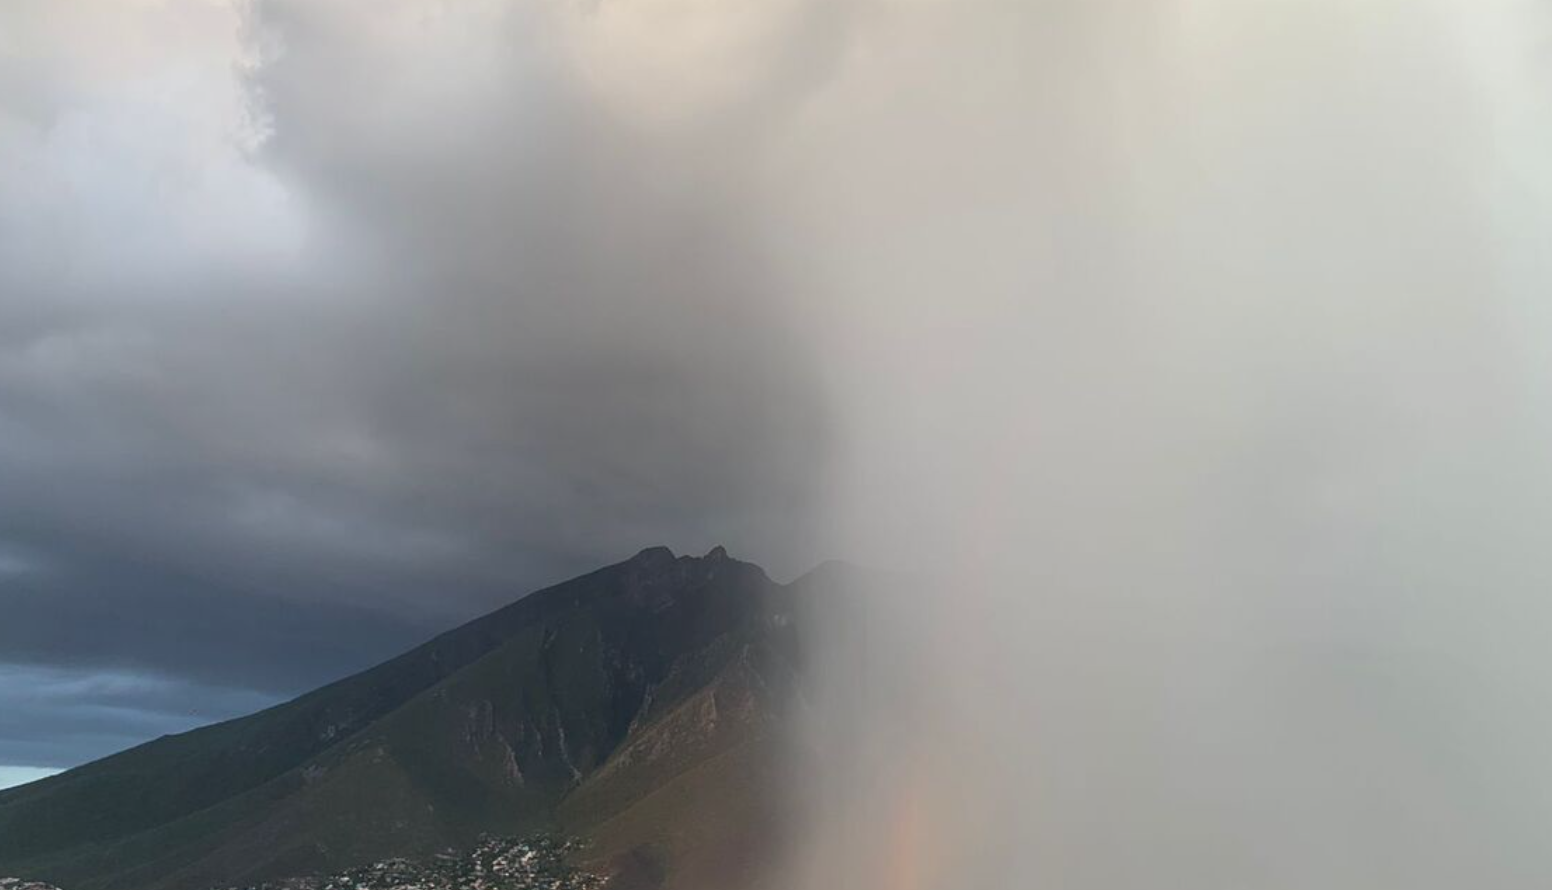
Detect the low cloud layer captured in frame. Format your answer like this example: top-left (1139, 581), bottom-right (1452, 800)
top-left (0, 663), bottom-right (279, 771)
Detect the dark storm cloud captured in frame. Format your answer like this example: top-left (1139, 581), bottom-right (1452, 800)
top-left (0, 663), bottom-right (281, 769)
top-left (0, 546), bottom-right (428, 693)
top-left (0, 0), bottom-right (839, 770)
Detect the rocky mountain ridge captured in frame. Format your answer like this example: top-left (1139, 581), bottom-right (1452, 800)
top-left (0, 548), bottom-right (827, 890)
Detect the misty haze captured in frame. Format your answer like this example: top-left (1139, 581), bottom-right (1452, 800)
top-left (4, 2), bottom-right (1552, 889)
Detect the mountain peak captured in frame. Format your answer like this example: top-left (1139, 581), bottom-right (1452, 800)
top-left (627, 545), bottom-right (735, 570)
top-left (629, 545), bottom-right (677, 567)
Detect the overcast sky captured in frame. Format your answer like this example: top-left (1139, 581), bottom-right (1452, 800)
top-left (0, 0), bottom-right (840, 779)
top-left (11, 5), bottom-right (1552, 889)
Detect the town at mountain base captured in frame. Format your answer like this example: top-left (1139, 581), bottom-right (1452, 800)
top-left (2, 878), bottom-right (64, 890)
top-left (220, 835), bottom-right (603, 890)
top-left (0, 548), bottom-right (848, 890)
top-left (8, 836), bottom-right (600, 890)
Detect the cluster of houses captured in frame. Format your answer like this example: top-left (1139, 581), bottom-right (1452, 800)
top-left (0, 878), bottom-right (62, 890)
top-left (224, 836), bottom-right (604, 890)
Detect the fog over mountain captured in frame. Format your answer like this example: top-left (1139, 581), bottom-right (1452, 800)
top-left (9, 2), bottom-right (1552, 889)
top-left (775, 3), bottom-right (1552, 889)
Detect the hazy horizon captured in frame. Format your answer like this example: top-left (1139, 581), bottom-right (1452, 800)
top-left (0, 768), bottom-right (57, 792)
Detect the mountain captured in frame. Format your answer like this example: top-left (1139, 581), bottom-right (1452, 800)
top-left (0, 547), bottom-right (826, 890)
